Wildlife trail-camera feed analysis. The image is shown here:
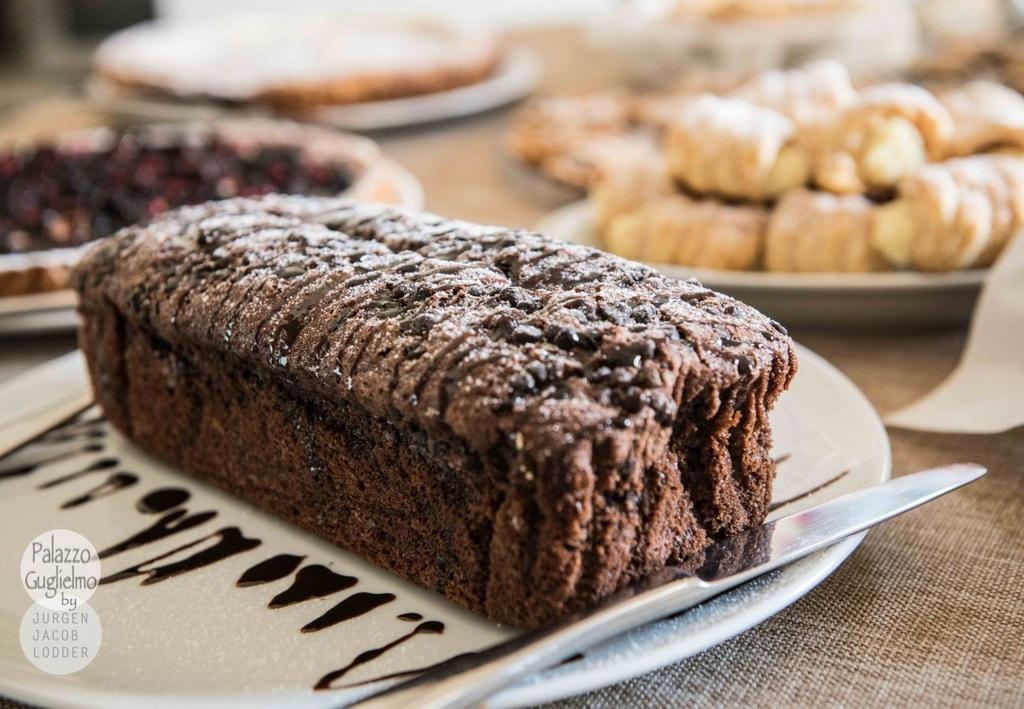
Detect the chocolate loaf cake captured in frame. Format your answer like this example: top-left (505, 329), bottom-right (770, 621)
top-left (72, 195), bottom-right (796, 627)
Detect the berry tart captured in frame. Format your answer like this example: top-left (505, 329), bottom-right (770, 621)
top-left (0, 119), bottom-right (418, 298)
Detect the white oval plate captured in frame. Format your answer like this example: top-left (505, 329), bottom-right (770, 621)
top-left (538, 201), bottom-right (986, 329)
top-left (0, 345), bottom-right (888, 708)
top-left (86, 50), bottom-right (541, 133)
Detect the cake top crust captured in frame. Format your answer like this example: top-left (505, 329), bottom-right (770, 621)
top-left (73, 195), bottom-right (795, 465)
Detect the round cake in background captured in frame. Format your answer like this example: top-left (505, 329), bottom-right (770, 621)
top-left (92, 13), bottom-right (501, 108)
top-left (0, 119), bottom-right (417, 297)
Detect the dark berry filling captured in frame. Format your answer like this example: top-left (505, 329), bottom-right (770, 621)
top-left (0, 131), bottom-right (355, 254)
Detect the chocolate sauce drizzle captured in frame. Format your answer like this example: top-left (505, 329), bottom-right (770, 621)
top-left (38, 415), bottom-right (107, 444)
top-left (328, 646), bottom-right (581, 691)
top-left (99, 507), bottom-right (218, 558)
top-left (237, 554), bottom-right (306, 587)
top-left (331, 650), bottom-right (480, 689)
top-left (39, 414), bottom-right (104, 435)
top-left (315, 621), bottom-right (446, 690)
top-left (101, 527), bottom-right (261, 585)
top-left (269, 564), bottom-right (357, 608)
top-left (37, 458), bottom-right (120, 488)
top-left (60, 471), bottom-right (139, 508)
top-left (40, 428), bottom-right (105, 444)
top-left (0, 444), bottom-right (104, 480)
top-left (40, 414), bottom-right (104, 436)
top-left (30, 456), bottom-right (142, 509)
top-left (768, 469), bottom-right (850, 512)
top-left (396, 612), bottom-right (422, 622)
top-left (137, 487), bottom-right (191, 514)
top-left (302, 592), bottom-right (396, 633)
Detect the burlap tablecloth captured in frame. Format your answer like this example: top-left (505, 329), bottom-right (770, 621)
top-left (1, 27), bottom-right (1021, 709)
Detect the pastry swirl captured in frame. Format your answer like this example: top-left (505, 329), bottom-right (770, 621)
top-left (765, 189), bottom-right (885, 272)
top-left (666, 95), bottom-right (811, 201)
top-left (812, 83), bottom-right (954, 195)
top-left (873, 155), bottom-right (1024, 271)
top-left (604, 193), bottom-right (766, 270)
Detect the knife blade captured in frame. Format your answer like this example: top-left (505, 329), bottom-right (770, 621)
top-left (352, 463), bottom-right (986, 709)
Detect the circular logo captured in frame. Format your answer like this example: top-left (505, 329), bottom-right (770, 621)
top-left (20, 603), bottom-right (102, 675)
top-left (20, 530), bottom-right (101, 611)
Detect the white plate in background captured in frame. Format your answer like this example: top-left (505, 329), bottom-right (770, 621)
top-left (86, 50), bottom-right (541, 132)
top-left (537, 200), bottom-right (985, 330)
top-left (0, 345), bottom-right (888, 707)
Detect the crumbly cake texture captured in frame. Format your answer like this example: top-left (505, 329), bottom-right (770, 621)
top-left (73, 195), bottom-right (796, 627)
top-left (94, 15), bottom-right (500, 107)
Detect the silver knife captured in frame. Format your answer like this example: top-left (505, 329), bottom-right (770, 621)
top-left (353, 463), bottom-right (986, 709)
